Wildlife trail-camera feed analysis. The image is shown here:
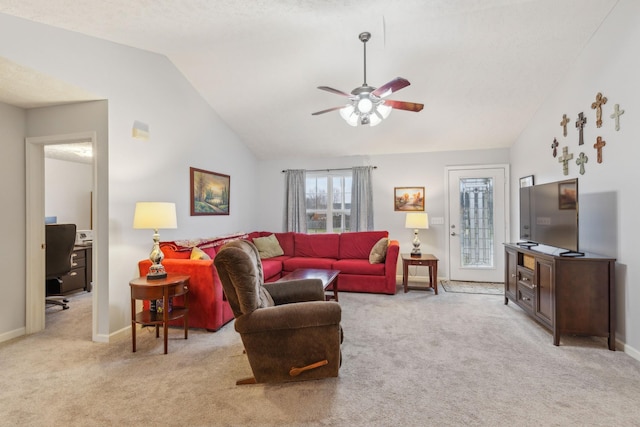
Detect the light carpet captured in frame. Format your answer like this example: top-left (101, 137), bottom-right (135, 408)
top-left (2, 287), bottom-right (640, 426)
top-left (441, 280), bottom-right (504, 295)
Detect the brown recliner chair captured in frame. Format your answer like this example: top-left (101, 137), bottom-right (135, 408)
top-left (214, 240), bottom-right (342, 384)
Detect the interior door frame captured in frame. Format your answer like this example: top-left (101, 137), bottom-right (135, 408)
top-left (444, 164), bottom-right (510, 281)
top-left (25, 132), bottom-right (97, 336)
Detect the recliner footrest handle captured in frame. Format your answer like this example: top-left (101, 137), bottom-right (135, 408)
top-left (289, 359), bottom-right (328, 377)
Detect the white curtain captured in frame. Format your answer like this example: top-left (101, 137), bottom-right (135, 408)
top-left (350, 166), bottom-right (374, 231)
top-left (283, 169), bottom-right (307, 232)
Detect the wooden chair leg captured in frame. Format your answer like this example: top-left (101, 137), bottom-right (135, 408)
top-left (289, 360), bottom-right (328, 377)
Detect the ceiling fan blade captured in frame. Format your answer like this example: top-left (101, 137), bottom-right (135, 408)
top-left (311, 106), bottom-right (345, 116)
top-left (384, 100), bottom-right (424, 112)
top-left (372, 77), bottom-right (411, 98)
top-left (317, 86), bottom-right (351, 97)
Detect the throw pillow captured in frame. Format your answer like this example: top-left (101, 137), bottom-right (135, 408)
top-left (190, 246), bottom-right (211, 260)
top-left (369, 237), bottom-right (389, 264)
top-left (253, 234), bottom-right (285, 259)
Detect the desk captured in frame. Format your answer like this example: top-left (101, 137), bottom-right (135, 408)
top-left (46, 244), bottom-right (92, 295)
top-left (402, 253), bottom-right (439, 294)
top-left (130, 274), bottom-right (189, 354)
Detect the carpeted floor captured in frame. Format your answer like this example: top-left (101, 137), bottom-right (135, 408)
top-left (2, 286), bottom-right (640, 426)
top-left (441, 280), bottom-right (504, 295)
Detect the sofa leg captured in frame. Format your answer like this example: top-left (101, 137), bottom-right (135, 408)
top-left (236, 376), bottom-right (257, 385)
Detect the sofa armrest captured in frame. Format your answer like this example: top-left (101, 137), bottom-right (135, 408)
top-left (138, 258), bottom-right (232, 330)
top-left (385, 239), bottom-right (400, 270)
top-left (234, 301), bottom-right (341, 334)
top-left (263, 279), bottom-right (324, 304)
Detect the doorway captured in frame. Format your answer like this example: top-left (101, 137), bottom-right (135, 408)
top-left (25, 132), bottom-right (97, 336)
top-left (446, 165), bottom-right (509, 282)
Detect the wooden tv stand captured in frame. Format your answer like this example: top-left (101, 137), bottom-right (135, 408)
top-left (504, 243), bottom-right (616, 350)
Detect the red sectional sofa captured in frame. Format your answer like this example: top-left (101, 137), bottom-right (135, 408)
top-left (139, 230), bottom-right (399, 331)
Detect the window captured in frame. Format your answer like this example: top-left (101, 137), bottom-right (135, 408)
top-left (305, 171), bottom-right (352, 233)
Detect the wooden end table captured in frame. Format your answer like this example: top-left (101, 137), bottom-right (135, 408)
top-left (130, 273), bottom-right (189, 354)
top-left (402, 253), bottom-right (439, 294)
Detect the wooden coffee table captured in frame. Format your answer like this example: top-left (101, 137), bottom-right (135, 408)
top-left (279, 268), bottom-right (340, 301)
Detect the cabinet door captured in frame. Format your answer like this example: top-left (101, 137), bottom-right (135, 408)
top-left (505, 248), bottom-right (517, 300)
top-left (535, 258), bottom-right (554, 327)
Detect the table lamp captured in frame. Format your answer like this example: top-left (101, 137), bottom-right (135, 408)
top-left (405, 212), bottom-right (429, 257)
top-left (133, 202), bottom-right (177, 280)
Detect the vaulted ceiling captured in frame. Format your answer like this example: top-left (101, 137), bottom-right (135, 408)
top-left (0, 0), bottom-right (619, 160)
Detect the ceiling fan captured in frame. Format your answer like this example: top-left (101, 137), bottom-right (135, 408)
top-left (312, 32), bottom-right (424, 127)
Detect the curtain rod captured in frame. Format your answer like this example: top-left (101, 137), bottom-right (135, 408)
top-left (281, 166), bottom-right (377, 173)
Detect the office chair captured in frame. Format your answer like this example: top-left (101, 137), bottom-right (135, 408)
top-left (45, 224), bottom-right (77, 310)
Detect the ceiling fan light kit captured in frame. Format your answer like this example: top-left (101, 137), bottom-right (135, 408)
top-left (312, 32), bottom-right (424, 127)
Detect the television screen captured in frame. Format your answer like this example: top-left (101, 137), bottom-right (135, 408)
top-left (520, 178), bottom-right (579, 252)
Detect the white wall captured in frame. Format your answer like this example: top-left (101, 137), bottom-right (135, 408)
top-left (0, 15), bottom-right (259, 340)
top-left (509, 0), bottom-right (640, 356)
top-left (45, 158), bottom-right (92, 229)
top-left (256, 148), bottom-right (510, 277)
top-left (0, 102), bottom-right (27, 341)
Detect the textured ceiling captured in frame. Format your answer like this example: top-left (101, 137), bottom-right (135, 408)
top-left (0, 0), bottom-right (619, 160)
top-left (0, 57), bottom-right (99, 108)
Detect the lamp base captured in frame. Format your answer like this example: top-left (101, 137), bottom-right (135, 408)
top-left (146, 264), bottom-right (167, 281)
top-left (411, 229), bottom-right (422, 257)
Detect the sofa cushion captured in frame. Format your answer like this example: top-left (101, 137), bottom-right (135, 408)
top-left (190, 246), bottom-right (211, 260)
top-left (253, 234), bottom-right (285, 259)
top-left (339, 231), bottom-right (389, 259)
top-left (274, 232), bottom-right (295, 256)
top-left (294, 233), bottom-right (339, 258)
top-left (162, 233), bottom-right (250, 258)
top-left (261, 258), bottom-right (284, 280)
top-left (368, 237), bottom-right (389, 264)
top-left (332, 258), bottom-right (385, 275)
top-left (283, 257), bottom-right (336, 271)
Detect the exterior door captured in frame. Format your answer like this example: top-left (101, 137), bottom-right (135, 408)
top-left (447, 166), bottom-right (508, 282)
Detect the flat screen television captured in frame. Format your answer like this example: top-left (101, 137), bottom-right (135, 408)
top-left (519, 178), bottom-right (581, 255)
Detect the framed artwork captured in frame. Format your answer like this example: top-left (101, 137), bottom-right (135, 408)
top-left (190, 167), bottom-right (230, 216)
top-left (520, 175), bottom-right (534, 188)
top-left (394, 187), bottom-right (425, 211)
top-left (558, 181), bottom-right (577, 210)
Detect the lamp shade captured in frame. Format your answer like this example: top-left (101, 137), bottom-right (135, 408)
top-left (133, 202), bottom-right (177, 229)
top-left (405, 212), bottom-right (429, 229)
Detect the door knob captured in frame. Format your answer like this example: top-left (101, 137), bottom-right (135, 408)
top-left (451, 232), bottom-right (457, 236)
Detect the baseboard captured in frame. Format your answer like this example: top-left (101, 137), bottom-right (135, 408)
top-left (105, 324), bottom-right (131, 343)
top-left (617, 339), bottom-right (640, 362)
top-left (396, 274), bottom-right (432, 283)
top-left (0, 327), bottom-right (26, 344)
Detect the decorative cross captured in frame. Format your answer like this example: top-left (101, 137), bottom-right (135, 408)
top-left (594, 136), bottom-right (606, 164)
top-left (591, 92), bottom-right (608, 128)
top-left (575, 112), bottom-right (587, 145)
top-left (551, 138), bottom-right (559, 157)
top-left (560, 114), bottom-right (570, 137)
top-left (610, 104), bottom-right (624, 131)
top-left (576, 152), bottom-right (588, 175)
top-left (558, 146), bottom-right (573, 176)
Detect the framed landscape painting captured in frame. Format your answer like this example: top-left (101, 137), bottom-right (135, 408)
top-left (394, 187), bottom-right (425, 211)
top-left (190, 167), bottom-right (230, 216)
